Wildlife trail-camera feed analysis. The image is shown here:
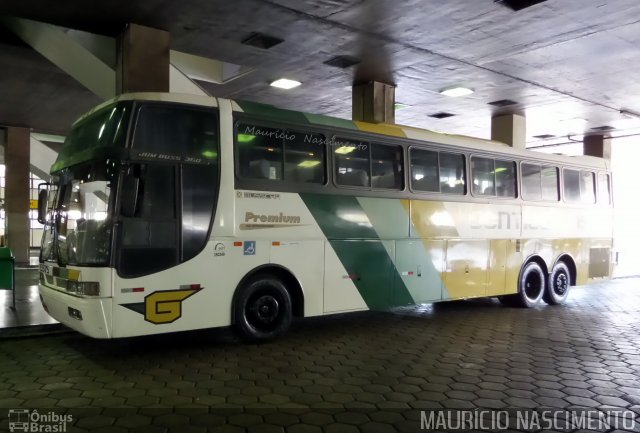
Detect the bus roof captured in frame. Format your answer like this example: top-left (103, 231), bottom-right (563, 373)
top-left (80, 92), bottom-right (610, 172)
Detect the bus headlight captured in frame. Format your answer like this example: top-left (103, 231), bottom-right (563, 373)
top-left (66, 281), bottom-right (100, 296)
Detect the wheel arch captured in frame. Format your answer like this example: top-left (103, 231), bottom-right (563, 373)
top-left (554, 254), bottom-right (577, 286)
top-left (231, 264), bottom-right (305, 324)
top-left (522, 254), bottom-right (549, 277)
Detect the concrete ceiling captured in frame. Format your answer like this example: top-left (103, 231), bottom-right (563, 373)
top-left (1, 0), bottom-right (640, 148)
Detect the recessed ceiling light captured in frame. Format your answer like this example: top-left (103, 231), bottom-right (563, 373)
top-left (270, 78), bottom-right (301, 90)
top-left (488, 99), bottom-right (519, 107)
top-left (324, 55), bottom-right (360, 69)
top-left (428, 112), bottom-right (456, 119)
top-left (241, 32), bottom-right (284, 50)
top-left (496, 0), bottom-right (547, 12)
top-left (439, 86), bottom-right (474, 97)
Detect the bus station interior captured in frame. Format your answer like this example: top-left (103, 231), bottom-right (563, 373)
top-left (1, 0), bottom-right (640, 431)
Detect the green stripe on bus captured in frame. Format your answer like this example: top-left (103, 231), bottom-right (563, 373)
top-left (303, 113), bottom-right (358, 130)
top-left (236, 101), bottom-right (309, 124)
top-left (300, 193), bottom-right (414, 309)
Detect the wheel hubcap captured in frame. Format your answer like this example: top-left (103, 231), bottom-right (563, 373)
top-left (554, 273), bottom-right (568, 296)
top-left (524, 272), bottom-right (543, 302)
top-left (247, 294), bottom-right (280, 329)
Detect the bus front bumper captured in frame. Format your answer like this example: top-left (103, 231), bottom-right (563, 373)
top-left (39, 285), bottom-right (113, 339)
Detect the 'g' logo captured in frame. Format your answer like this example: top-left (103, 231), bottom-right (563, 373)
top-left (121, 286), bottom-right (202, 324)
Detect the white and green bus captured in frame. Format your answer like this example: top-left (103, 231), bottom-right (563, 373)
top-left (38, 92), bottom-right (614, 340)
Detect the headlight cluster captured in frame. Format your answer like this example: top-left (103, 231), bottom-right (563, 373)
top-left (66, 281), bottom-right (100, 296)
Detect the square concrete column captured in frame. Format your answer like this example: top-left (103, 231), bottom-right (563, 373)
top-left (4, 127), bottom-right (30, 265)
top-left (583, 134), bottom-right (611, 159)
top-left (116, 23), bottom-right (170, 94)
top-left (491, 113), bottom-right (526, 149)
top-left (352, 81), bottom-right (395, 124)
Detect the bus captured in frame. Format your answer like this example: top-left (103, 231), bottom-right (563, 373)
top-left (37, 92), bottom-right (614, 341)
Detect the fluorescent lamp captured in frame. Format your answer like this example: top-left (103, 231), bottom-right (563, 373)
top-left (439, 86), bottom-right (474, 97)
top-left (298, 160), bottom-right (321, 168)
top-left (394, 103), bottom-right (410, 110)
top-left (335, 146), bottom-right (356, 154)
top-left (202, 150), bottom-right (218, 159)
top-left (237, 134), bottom-right (255, 143)
top-left (270, 78), bottom-right (301, 89)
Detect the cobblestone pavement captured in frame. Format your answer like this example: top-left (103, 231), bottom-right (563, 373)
top-left (1, 279), bottom-right (639, 432)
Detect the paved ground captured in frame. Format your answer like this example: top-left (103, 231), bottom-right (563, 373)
top-left (0, 279), bottom-right (639, 432)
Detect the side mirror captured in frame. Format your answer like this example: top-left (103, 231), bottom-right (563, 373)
top-left (37, 189), bottom-right (48, 224)
top-left (120, 172), bottom-right (141, 217)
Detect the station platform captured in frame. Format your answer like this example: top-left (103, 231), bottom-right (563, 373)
top-left (0, 267), bottom-right (62, 338)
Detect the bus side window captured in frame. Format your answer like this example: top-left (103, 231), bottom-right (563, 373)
top-left (284, 131), bottom-right (325, 184)
top-left (495, 160), bottom-right (516, 198)
top-left (563, 168), bottom-right (581, 202)
top-left (522, 163), bottom-right (542, 201)
top-left (440, 153), bottom-right (465, 195)
top-left (237, 123), bottom-right (283, 181)
top-left (371, 143), bottom-right (403, 190)
top-left (471, 157), bottom-right (495, 196)
top-left (334, 138), bottom-right (370, 188)
top-left (410, 148), bottom-right (439, 192)
top-left (580, 171), bottom-right (596, 204)
top-left (541, 166), bottom-right (559, 201)
top-left (598, 173), bottom-right (611, 204)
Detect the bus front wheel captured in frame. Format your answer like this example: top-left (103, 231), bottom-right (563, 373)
top-left (515, 261), bottom-right (546, 308)
top-left (543, 262), bottom-right (570, 305)
top-left (233, 274), bottom-right (292, 342)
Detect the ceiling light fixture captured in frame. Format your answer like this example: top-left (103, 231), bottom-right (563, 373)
top-left (241, 32), bottom-right (284, 50)
top-left (439, 86), bottom-right (474, 97)
top-left (270, 78), bottom-right (301, 90)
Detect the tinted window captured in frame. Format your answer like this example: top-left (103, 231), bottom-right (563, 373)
top-left (439, 153), bottom-right (466, 195)
top-left (133, 105), bottom-right (218, 158)
top-left (598, 173), bottom-right (611, 204)
top-left (371, 144), bottom-right (403, 189)
top-left (580, 171), bottom-right (595, 204)
top-left (472, 157), bottom-right (495, 196)
top-left (522, 163), bottom-right (542, 200)
top-left (522, 164), bottom-right (558, 201)
top-left (237, 123), bottom-right (283, 180)
top-left (118, 164), bottom-right (178, 277)
top-left (411, 149), bottom-right (439, 192)
top-left (334, 138), bottom-right (370, 187)
top-left (541, 166), bottom-right (559, 201)
top-left (236, 123), bottom-right (326, 184)
top-left (563, 169), bottom-right (581, 202)
top-left (57, 103), bottom-right (131, 169)
top-left (182, 164), bottom-right (218, 262)
top-left (285, 131), bottom-right (325, 183)
top-left (495, 160), bottom-right (517, 198)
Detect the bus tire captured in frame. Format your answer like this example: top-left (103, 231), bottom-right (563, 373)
top-left (233, 274), bottom-right (292, 342)
top-left (516, 261), bottom-right (546, 308)
top-left (543, 261), bottom-right (571, 305)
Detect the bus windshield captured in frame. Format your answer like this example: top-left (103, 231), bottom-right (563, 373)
top-left (41, 159), bottom-right (119, 267)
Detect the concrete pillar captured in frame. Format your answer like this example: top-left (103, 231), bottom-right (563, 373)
top-left (4, 127), bottom-right (30, 265)
top-left (352, 81), bottom-right (395, 124)
top-left (116, 23), bottom-right (170, 94)
top-left (583, 134), bottom-right (611, 159)
top-left (491, 113), bottom-right (526, 149)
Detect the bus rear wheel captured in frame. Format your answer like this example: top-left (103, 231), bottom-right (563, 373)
top-left (233, 274), bottom-right (292, 342)
top-left (543, 262), bottom-right (570, 305)
top-left (515, 261), bottom-right (546, 308)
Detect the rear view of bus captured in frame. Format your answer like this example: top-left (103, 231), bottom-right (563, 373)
top-left (38, 94), bottom-right (221, 338)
